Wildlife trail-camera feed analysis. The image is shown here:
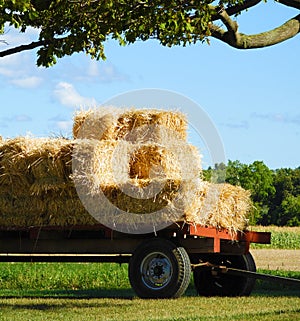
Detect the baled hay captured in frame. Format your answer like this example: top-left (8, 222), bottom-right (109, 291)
top-left (0, 137), bottom-right (35, 195)
top-left (46, 197), bottom-right (98, 226)
top-left (0, 195), bottom-right (46, 227)
top-left (0, 194), bottom-right (98, 227)
top-left (100, 178), bottom-right (182, 214)
top-left (0, 137), bottom-right (32, 176)
top-left (0, 177), bottom-right (33, 197)
top-left (129, 145), bottom-right (180, 180)
top-left (129, 144), bottom-right (201, 180)
top-left (115, 109), bottom-right (187, 142)
top-left (71, 139), bottom-right (129, 188)
top-left (0, 137), bottom-right (73, 196)
top-left (73, 108), bottom-right (188, 142)
top-left (77, 178), bottom-right (199, 232)
top-left (184, 182), bottom-right (251, 233)
top-left (72, 139), bottom-right (199, 190)
top-left (73, 108), bottom-right (119, 140)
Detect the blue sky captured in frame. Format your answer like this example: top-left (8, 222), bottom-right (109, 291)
top-left (0, 2), bottom-right (299, 170)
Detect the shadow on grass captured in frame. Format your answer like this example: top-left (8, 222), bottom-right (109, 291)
top-left (0, 288), bottom-right (135, 299)
top-left (0, 295), bottom-right (136, 311)
top-left (0, 280), bottom-right (300, 300)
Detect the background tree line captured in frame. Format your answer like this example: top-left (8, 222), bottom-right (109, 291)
top-left (203, 161), bottom-right (300, 226)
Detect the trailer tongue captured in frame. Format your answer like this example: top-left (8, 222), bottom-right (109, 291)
top-left (192, 261), bottom-right (300, 287)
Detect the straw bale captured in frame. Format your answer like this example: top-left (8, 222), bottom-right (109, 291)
top-left (184, 182), bottom-right (251, 233)
top-left (72, 138), bottom-right (201, 190)
top-left (100, 179), bottom-right (182, 214)
top-left (0, 137), bottom-right (32, 177)
top-left (0, 136), bottom-right (73, 196)
top-left (76, 178), bottom-right (198, 232)
top-left (129, 143), bottom-right (201, 180)
top-left (46, 197), bottom-right (98, 226)
top-left (73, 108), bottom-right (188, 141)
top-left (129, 145), bottom-right (182, 180)
top-left (73, 108), bottom-right (120, 140)
top-left (0, 195), bottom-right (46, 227)
top-left (115, 109), bottom-right (187, 142)
top-left (71, 139), bottom-right (129, 188)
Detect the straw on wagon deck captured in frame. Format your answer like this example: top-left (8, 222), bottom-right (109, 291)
top-left (0, 135), bottom-right (200, 227)
top-left (75, 178), bottom-right (199, 232)
top-left (0, 108), bottom-right (251, 232)
top-left (184, 181), bottom-right (251, 234)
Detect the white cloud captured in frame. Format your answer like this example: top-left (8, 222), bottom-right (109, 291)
top-left (0, 54), bottom-right (21, 77)
top-left (56, 120), bottom-right (73, 131)
top-left (2, 25), bottom-right (40, 47)
top-left (87, 60), bottom-right (100, 77)
top-left (75, 60), bottom-right (128, 83)
top-left (53, 82), bottom-right (97, 108)
top-left (13, 114), bottom-right (32, 122)
top-left (98, 63), bottom-right (128, 82)
top-left (220, 120), bottom-right (249, 130)
top-left (252, 112), bottom-right (300, 126)
top-left (10, 76), bottom-right (42, 88)
top-left (0, 48), bottom-right (44, 88)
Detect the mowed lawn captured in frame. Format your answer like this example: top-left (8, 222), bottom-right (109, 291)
top-left (0, 295), bottom-right (300, 321)
top-left (0, 226), bottom-right (300, 321)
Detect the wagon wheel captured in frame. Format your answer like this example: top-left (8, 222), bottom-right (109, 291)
top-left (193, 252), bottom-right (256, 296)
top-left (129, 238), bottom-right (191, 298)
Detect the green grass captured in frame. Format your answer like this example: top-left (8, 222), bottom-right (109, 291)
top-left (0, 296), bottom-right (299, 321)
top-left (0, 262), bottom-right (299, 297)
top-left (250, 226), bottom-right (300, 249)
top-left (0, 262), bottom-right (130, 293)
top-left (0, 226), bottom-right (299, 320)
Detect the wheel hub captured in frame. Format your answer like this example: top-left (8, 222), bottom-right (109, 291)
top-left (141, 253), bottom-right (173, 290)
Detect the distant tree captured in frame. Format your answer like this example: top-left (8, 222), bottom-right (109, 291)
top-left (271, 168), bottom-right (294, 207)
top-left (225, 160), bottom-right (246, 186)
top-left (202, 162), bottom-right (226, 183)
top-left (0, 0), bottom-right (300, 66)
top-left (267, 167), bottom-right (300, 225)
top-left (204, 161), bottom-right (300, 226)
top-left (277, 194), bottom-right (300, 226)
top-left (225, 160), bottom-right (275, 225)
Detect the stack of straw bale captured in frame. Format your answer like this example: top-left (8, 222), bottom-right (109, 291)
top-left (0, 137), bottom-right (98, 227)
top-left (185, 182), bottom-right (251, 234)
top-left (0, 107), bottom-right (251, 232)
top-left (71, 108), bottom-right (201, 229)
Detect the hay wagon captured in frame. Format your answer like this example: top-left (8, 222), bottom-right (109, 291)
top-left (2, 110), bottom-right (299, 297)
top-left (0, 223), bottom-right (274, 298)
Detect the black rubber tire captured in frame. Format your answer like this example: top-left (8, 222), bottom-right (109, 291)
top-left (193, 252), bottom-right (256, 297)
top-left (129, 238), bottom-right (191, 298)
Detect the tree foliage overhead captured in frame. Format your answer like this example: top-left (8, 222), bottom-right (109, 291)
top-left (0, 0), bottom-right (299, 66)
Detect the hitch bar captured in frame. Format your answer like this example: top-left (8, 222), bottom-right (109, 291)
top-left (192, 262), bottom-right (300, 287)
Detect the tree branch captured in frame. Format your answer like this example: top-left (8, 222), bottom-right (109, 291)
top-left (218, 9), bottom-right (238, 33)
top-left (0, 39), bottom-right (9, 45)
top-left (0, 40), bottom-right (47, 58)
top-left (211, 0), bottom-right (262, 20)
top-left (210, 14), bottom-right (300, 49)
top-left (276, 0), bottom-right (300, 9)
